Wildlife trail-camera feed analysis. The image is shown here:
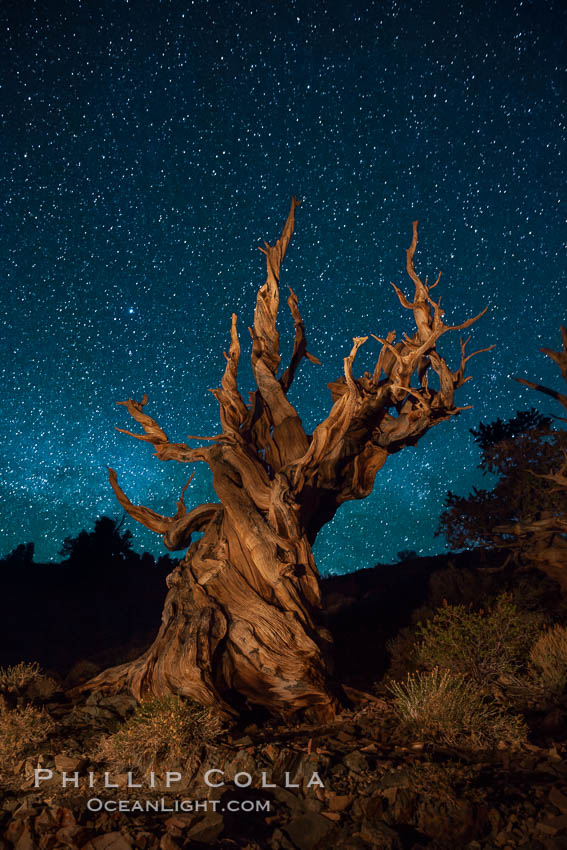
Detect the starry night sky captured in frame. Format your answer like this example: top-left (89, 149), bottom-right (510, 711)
top-left (1, 0), bottom-right (565, 573)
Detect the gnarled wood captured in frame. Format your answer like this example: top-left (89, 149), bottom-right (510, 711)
top-left (83, 202), bottom-right (490, 718)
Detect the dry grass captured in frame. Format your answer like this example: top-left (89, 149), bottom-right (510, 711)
top-left (529, 624), bottom-right (567, 696)
top-left (388, 668), bottom-right (526, 750)
top-left (97, 695), bottom-right (224, 773)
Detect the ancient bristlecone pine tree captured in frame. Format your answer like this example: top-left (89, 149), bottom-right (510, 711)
top-left (88, 199), bottom-right (491, 718)
top-left (494, 328), bottom-right (567, 586)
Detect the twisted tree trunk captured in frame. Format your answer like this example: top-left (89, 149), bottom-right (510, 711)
top-left (84, 198), bottom-right (491, 718)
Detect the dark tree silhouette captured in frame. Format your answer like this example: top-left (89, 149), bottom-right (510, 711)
top-left (499, 327), bottom-right (567, 585)
top-left (439, 328), bottom-right (567, 589)
top-left (396, 549), bottom-right (418, 563)
top-left (84, 200), bottom-right (491, 719)
top-left (60, 516), bottom-right (134, 567)
top-left (437, 409), bottom-right (567, 550)
top-left (1, 542), bottom-right (34, 566)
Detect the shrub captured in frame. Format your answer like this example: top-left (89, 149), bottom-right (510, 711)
top-left (0, 703), bottom-right (54, 773)
top-left (388, 668), bottom-right (526, 749)
top-left (529, 624), bottom-right (567, 696)
top-left (97, 695), bottom-right (223, 772)
top-left (415, 594), bottom-right (540, 683)
top-left (0, 661), bottom-right (42, 693)
top-left (386, 627), bottom-right (421, 679)
top-left (426, 565), bottom-right (484, 611)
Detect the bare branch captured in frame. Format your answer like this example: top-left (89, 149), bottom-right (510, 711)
top-left (290, 337), bottom-right (367, 489)
top-left (306, 221), bottom-right (492, 513)
top-left (515, 378), bottom-right (567, 414)
top-left (532, 451), bottom-right (567, 490)
top-left (453, 337), bottom-right (496, 387)
top-left (252, 196), bottom-right (300, 377)
top-left (405, 220), bottom-right (435, 341)
top-left (247, 198), bottom-right (309, 468)
top-left (514, 329), bottom-right (567, 414)
top-left (371, 330), bottom-right (397, 382)
top-left (211, 313), bottom-right (249, 436)
top-left (108, 467), bottom-right (219, 550)
top-left (115, 396), bottom-right (210, 464)
top-left (279, 286), bottom-right (321, 393)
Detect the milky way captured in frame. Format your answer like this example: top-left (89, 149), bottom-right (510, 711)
top-left (1, 0), bottom-right (565, 572)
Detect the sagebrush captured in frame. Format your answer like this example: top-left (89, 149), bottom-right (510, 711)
top-left (388, 668), bottom-right (526, 749)
top-left (529, 624), bottom-right (567, 696)
top-left (0, 703), bottom-right (54, 775)
top-left (97, 695), bottom-right (223, 772)
top-left (415, 594), bottom-right (540, 683)
top-left (0, 661), bottom-right (42, 693)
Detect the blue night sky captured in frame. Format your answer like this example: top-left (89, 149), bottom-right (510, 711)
top-left (1, 0), bottom-right (565, 573)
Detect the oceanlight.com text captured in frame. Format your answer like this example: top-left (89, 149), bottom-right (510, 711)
top-left (86, 797), bottom-right (271, 814)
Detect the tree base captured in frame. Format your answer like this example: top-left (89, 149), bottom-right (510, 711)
top-left (75, 551), bottom-right (342, 722)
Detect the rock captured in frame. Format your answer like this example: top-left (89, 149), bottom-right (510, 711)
top-left (55, 825), bottom-right (93, 847)
top-left (378, 770), bottom-right (410, 791)
top-left (34, 808), bottom-right (60, 832)
top-left (418, 797), bottom-right (479, 844)
top-left (64, 661), bottom-right (101, 689)
top-left (330, 764), bottom-right (346, 779)
top-left (185, 814), bottom-right (224, 844)
top-left (4, 819), bottom-right (25, 846)
top-left (358, 820), bottom-right (402, 849)
top-left (550, 789), bottom-right (567, 815)
top-left (283, 812), bottom-right (336, 850)
top-left (327, 793), bottom-right (353, 812)
top-left (273, 787), bottom-right (304, 817)
top-left (333, 839), bottom-right (370, 850)
top-left (537, 814), bottom-right (567, 836)
top-left (163, 815), bottom-right (194, 836)
top-left (489, 807), bottom-right (503, 833)
top-left (363, 791), bottom-right (387, 821)
top-left (219, 749), bottom-right (257, 783)
top-left (159, 836), bottom-right (181, 850)
top-left (335, 730), bottom-right (354, 743)
top-left (270, 827), bottom-right (299, 850)
top-left (231, 735), bottom-right (253, 747)
top-left (99, 694), bottom-right (137, 718)
top-left (12, 801), bottom-right (40, 818)
top-left (262, 742), bottom-right (279, 763)
top-left (275, 751), bottom-right (330, 793)
top-left (13, 821), bottom-right (36, 850)
top-left (343, 751), bottom-right (368, 775)
top-left (321, 811), bottom-right (341, 822)
top-left (54, 755), bottom-right (88, 773)
top-left (83, 833), bottom-right (133, 849)
top-left (130, 832), bottom-right (159, 850)
top-left (541, 708), bottom-right (564, 732)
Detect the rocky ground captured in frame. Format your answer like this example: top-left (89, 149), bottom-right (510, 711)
top-left (3, 553), bottom-right (567, 849)
top-left (2, 682), bottom-right (567, 850)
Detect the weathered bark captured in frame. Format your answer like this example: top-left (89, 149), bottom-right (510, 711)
top-left (83, 198), bottom-right (491, 718)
